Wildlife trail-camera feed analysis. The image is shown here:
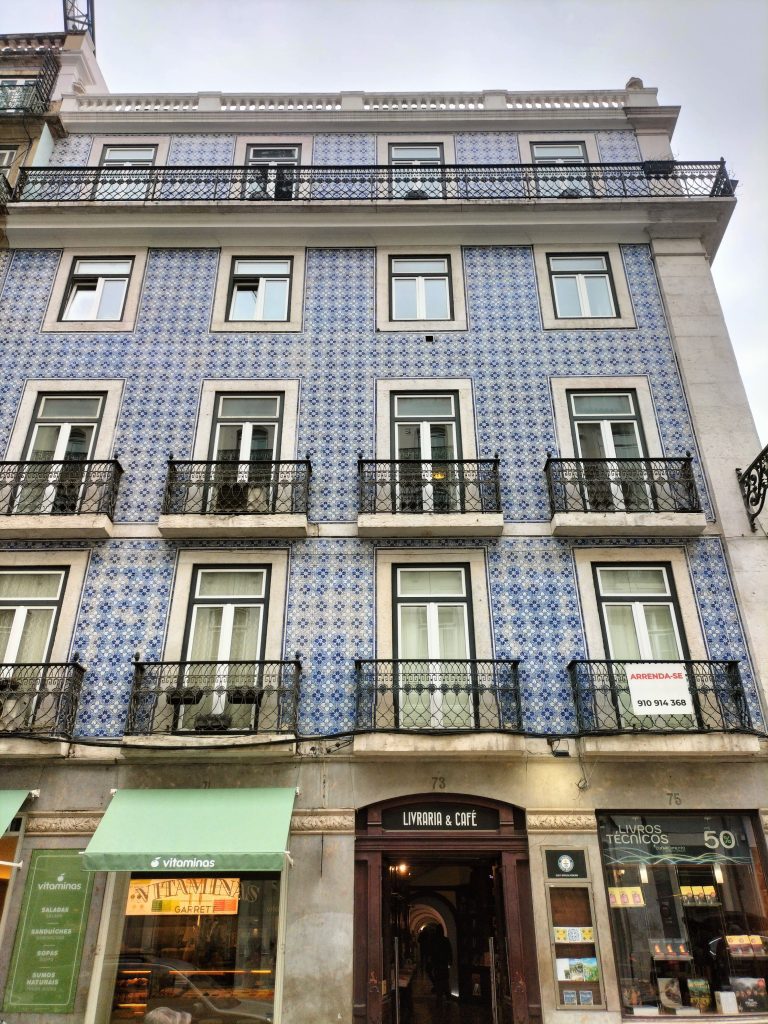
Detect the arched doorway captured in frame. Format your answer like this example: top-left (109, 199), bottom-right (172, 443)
top-left (353, 793), bottom-right (541, 1024)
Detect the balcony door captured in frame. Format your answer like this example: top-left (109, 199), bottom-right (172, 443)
top-left (531, 142), bottom-right (590, 198)
top-left (389, 144), bottom-right (444, 199)
top-left (180, 567), bottom-right (270, 730)
top-left (244, 145), bottom-right (300, 200)
top-left (97, 145), bottom-right (157, 200)
top-left (568, 391), bottom-right (650, 511)
top-left (392, 393), bottom-right (461, 513)
top-left (16, 395), bottom-right (103, 514)
top-left (394, 566), bottom-right (475, 729)
top-left (208, 394), bottom-right (283, 513)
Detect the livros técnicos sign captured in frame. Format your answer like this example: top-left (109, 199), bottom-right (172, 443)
top-left (381, 803), bottom-right (500, 831)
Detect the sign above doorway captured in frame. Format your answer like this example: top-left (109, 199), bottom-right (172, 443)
top-left (381, 802), bottom-right (500, 831)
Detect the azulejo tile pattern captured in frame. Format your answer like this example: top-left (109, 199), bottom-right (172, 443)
top-left (48, 133), bottom-right (94, 165)
top-left (168, 133), bottom-right (235, 165)
top-left (596, 130), bottom-right (643, 163)
top-left (455, 133), bottom-right (521, 164)
top-left (313, 133), bottom-right (375, 165)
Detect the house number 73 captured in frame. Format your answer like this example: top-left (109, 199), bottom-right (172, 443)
top-left (432, 776), bottom-right (446, 790)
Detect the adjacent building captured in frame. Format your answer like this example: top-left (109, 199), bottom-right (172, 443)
top-left (0, 26), bottom-right (766, 1024)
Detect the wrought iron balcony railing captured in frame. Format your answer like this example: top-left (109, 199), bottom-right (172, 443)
top-left (0, 458), bottom-right (123, 518)
top-left (354, 659), bottom-right (521, 732)
top-left (737, 443), bottom-right (768, 531)
top-left (568, 660), bottom-right (753, 735)
top-left (359, 458), bottom-right (501, 515)
top-left (0, 50), bottom-right (59, 116)
top-left (126, 659), bottom-right (301, 736)
top-left (545, 456), bottom-right (700, 515)
top-left (10, 160), bottom-right (736, 204)
top-left (161, 458), bottom-right (311, 516)
top-left (0, 661), bottom-right (85, 739)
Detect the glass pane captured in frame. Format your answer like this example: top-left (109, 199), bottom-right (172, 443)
top-left (64, 426), bottom-right (93, 458)
top-left (16, 608), bottom-right (54, 662)
top-left (234, 260), bottom-right (291, 276)
top-left (550, 257), bottom-right (607, 273)
top-left (73, 260), bottom-right (133, 275)
top-left (229, 605), bottom-right (262, 661)
top-left (532, 144), bottom-right (586, 161)
top-left (399, 605), bottom-right (429, 658)
top-left (430, 423), bottom-right (455, 460)
top-left (398, 569), bottom-right (465, 597)
top-left (644, 605), bottom-right (682, 659)
top-left (29, 425), bottom-right (61, 461)
top-left (391, 146), bottom-right (442, 161)
top-left (248, 146), bottom-right (299, 162)
top-left (395, 395), bottom-right (454, 418)
top-left (423, 277), bottom-right (450, 319)
top-left (219, 396), bottom-right (279, 419)
top-left (103, 147), bottom-right (156, 164)
top-left (216, 424), bottom-right (242, 460)
top-left (552, 275), bottom-right (582, 317)
top-left (576, 422), bottom-right (606, 459)
top-left (39, 396), bottom-right (102, 420)
top-left (0, 609), bottom-right (13, 661)
top-left (571, 393), bottom-right (633, 416)
top-left (230, 284), bottom-right (259, 320)
top-left (391, 259), bottom-right (448, 274)
top-left (396, 423), bottom-right (421, 460)
top-left (0, 572), bottom-right (62, 599)
top-left (437, 606), bottom-right (468, 659)
top-left (261, 278), bottom-right (289, 320)
top-left (585, 275), bottom-right (614, 316)
top-left (188, 606), bottom-right (222, 661)
top-left (598, 568), bottom-right (669, 596)
top-left (63, 283), bottom-right (97, 321)
top-left (605, 605), bottom-right (641, 660)
top-left (611, 422), bottom-right (642, 458)
top-left (197, 570), bottom-right (265, 598)
top-left (96, 278), bottom-right (128, 320)
top-left (392, 278), bottom-right (418, 320)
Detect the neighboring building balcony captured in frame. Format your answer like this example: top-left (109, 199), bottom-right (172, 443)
top-left (737, 442), bottom-right (768, 531)
top-left (0, 458), bottom-right (123, 538)
top-left (544, 455), bottom-right (706, 536)
top-left (568, 659), bottom-right (754, 736)
top-left (354, 658), bottom-right (521, 732)
top-left (0, 660), bottom-right (85, 740)
top-left (358, 458), bottom-right (503, 536)
top-left (157, 457), bottom-right (311, 537)
top-left (10, 160), bottom-right (736, 206)
top-left (0, 48), bottom-right (59, 116)
top-left (125, 659), bottom-right (301, 738)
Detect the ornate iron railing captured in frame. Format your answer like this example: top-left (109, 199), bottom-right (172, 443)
top-left (359, 458), bottom-right (501, 515)
top-left (126, 659), bottom-right (301, 735)
top-left (568, 660), bottom-right (753, 734)
top-left (354, 659), bottom-right (521, 732)
top-left (0, 50), bottom-right (59, 116)
top-left (0, 661), bottom-right (85, 739)
top-left (11, 160), bottom-right (736, 204)
top-left (0, 459), bottom-right (122, 518)
top-left (0, 173), bottom-right (11, 211)
top-left (737, 444), bottom-right (768, 531)
top-left (545, 456), bottom-right (700, 515)
top-left (161, 458), bottom-right (311, 516)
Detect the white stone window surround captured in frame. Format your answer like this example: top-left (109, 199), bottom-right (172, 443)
top-left (573, 546), bottom-right (707, 662)
top-left (549, 376), bottom-right (662, 459)
top-left (376, 246), bottom-right (468, 333)
top-left (210, 248), bottom-right (306, 333)
top-left (374, 378), bottom-right (478, 459)
top-left (375, 547), bottom-right (494, 660)
top-left (41, 248), bottom-right (149, 333)
top-left (232, 134), bottom-right (314, 167)
top-left (375, 133), bottom-right (457, 167)
top-left (162, 548), bottom-right (289, 664)
top-left (534, 243), bottom-right (637, 331)
top-left (4, 379), bottom-right (125, 461)
top-left (0, 549), bottom-right (90, 663)
top-left (86, 135), bottom-right (171, 167)
top-left (190, 379), bottom-right (302, 461)
top-left (518, 132), bottom-right (600, 166)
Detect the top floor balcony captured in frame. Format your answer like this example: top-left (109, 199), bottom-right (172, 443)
top-left (0, 47), bottom-right (59, 116)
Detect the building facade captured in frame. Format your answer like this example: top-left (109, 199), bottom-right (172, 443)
top-left (0, 34), bottom-right (767, 1024)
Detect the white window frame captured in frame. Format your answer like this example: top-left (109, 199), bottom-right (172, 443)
top-left (233, 134), bottom-right (314, 168)
top-left (534, 244), bottom-right (636, 331)
top-left (211, 248), bottom-right (306, 332)
top-left (390, 257), bottom-right (452, 322)
top-left (518, 133), bottom-right (600, 166)
top-left (376, 133), bottom-right (456, 167)
top-left (550, 376), bottom-right (662, 460)
top-left (60, 258), bottom-right (134, 323)
top-left (42, 249), bottom-right (148, 333)
top-left (375, 379), bottom-right (477, 459)
top-left (86, 136), bottom-right (170, 168)
top-left (227, 258), bottom-right (292, 322)
top-left (376, 246), bottom-right (467, 332)
top-left (0, 145), bottom-right (17, 177)
top-left (191, 380), bottom-right (300, 462)
top-left (596, 566), bottom-right (685, 661)
top-left (0, 570), bottom-right (65, 665)
top-left (549, 255), bottom-right (616, 319)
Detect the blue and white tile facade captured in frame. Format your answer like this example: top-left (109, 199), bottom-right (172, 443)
top-left (1, 129), bottom-right (759, 740)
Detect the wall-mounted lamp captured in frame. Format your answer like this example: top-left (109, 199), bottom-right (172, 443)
top-left (547, 738), bottom-right (570, 758)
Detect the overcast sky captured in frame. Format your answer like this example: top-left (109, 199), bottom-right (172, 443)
top-left (3, 0), bottom-right (767, 445)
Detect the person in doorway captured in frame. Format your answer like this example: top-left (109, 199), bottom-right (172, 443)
top-left (431, 929), bottom-right (453, 1007)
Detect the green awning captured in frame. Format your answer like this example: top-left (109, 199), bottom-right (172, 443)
top-left (82, 788), bottom-right (295, 872)
top-left (0, 790), bottom-right (29, 835)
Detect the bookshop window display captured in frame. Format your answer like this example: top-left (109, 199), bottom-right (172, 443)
top-left (109, 873), bottom-right (280, 1023)
top-left (598, 814), bottom-right (768, 1016)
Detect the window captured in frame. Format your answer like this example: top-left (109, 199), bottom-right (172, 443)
top-left (0, 146), bottom-right (16, 177)
top-left (389, 143), bottom-right (443, 199)
top-left (531, 142), bottom-right (588, 164)
top-left (594, 564), bottom-right (686, 662)
top-left (227, 259), bottom-right (292, 321)
top-left (391, 392), bottom-right (461, 513)
top-left (59, 258), bottom-right (133, 322)
top-left (0, 815), bottom-right (22, 939)
top-left (0, 569), bottom-right (67, 665)
top-left (100, 145), bottom-right (157, 168)
top-left (244, 145), bottom-right (300, 200)
top-left (549, 255), bottom-right (616, 318)
top-left (206, 393), bottom-right (284, 514)
top-left (390, 257), bottom-right (452, 321)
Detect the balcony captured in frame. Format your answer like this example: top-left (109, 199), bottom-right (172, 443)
top-left (0, 661), bottom-right (85, 740)
top-left (157, 457), bottom-right (311, 537)
top-left (0, 49), bottom-right (58, 116)
top-left (0, 458), bottom-right (123, 538)
top-left (10, 160), bottom-right (736, 205)
top-left (354, 659), bottom-right (521, 732)
top-left (126, 659), bottom-right (301, 737)
top-left (358, 458), bottom-right (503, 536)
top-left (544, 455), bottom-right (706, 536)
top-left (737, 443), bottom-right (768, 531)
top-left (568, 660), bottom-right (754, 736)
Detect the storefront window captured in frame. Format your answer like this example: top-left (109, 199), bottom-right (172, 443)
top-left (598, 813), bottom-right (768, 1015)
top-left (0, 817), bottom-right (21, 925)
top-left (109, 874), bottom-right (279, 1023)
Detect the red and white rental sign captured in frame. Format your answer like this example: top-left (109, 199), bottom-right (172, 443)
top-left (625, 663), bottom-right (694, 716)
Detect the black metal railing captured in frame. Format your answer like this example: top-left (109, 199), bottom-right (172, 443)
top-left (161, 458), bottom-right (311, 516)
top-left (737, 443), bottom-right (768, 531)
top-left (354, 659), bottom-right (521, 732)
top-left (545, 456), bottom-right (700, 515)
top-left (359, 458), bottom-right (501, 515)
top-left (568, 660), bottom-right (753, 734)
top-left (0, 661), bottom-right (85, 739)
top-left (10, 160), bottom-right (736, 204)
top-left (126, 659), bottom-right (301, 735)
top-left (0, 50), bottom-right (59, 116)
top-left (0, 459), bottom-right (122, 518)
top-left (0, 173), bottom-right (11, 211)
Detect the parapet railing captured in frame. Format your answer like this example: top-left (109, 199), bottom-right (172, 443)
top-left (0, 459), bottom-right (122, 518)
top-left (358, 458), bottom-right (502, 515)
top-left (545, 456), bottom-right (700, 515)
top-left (161, 458), bottom-right (311, 516)
top-left (0, 661), bottom-right (85, 739)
